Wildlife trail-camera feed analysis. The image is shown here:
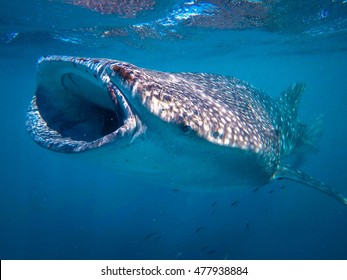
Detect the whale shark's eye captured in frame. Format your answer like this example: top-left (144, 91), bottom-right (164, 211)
top-left (181, 124), bottom-right (192, 134)
top-left (35, 73), bottom-right (123, 142)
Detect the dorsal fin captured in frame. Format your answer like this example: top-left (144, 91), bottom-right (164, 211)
top-left (278, 82), bottom-right (305, 119)
top-left (274, 164), bottom-right (347, 206)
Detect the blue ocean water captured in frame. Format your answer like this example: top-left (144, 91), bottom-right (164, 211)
top-left (1, 0), bottom-right (347, 260)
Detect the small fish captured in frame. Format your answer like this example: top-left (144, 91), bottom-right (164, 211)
top-left (5, 32), bottom-right (19, 44)
top-left (230, 200), bottom-right (239, 207)
top-left (172, 188), bottom-right (180, 192)
top-left (176, 252), bottom-right (183, 258)
top-left (281, 186), bottom-right (286, 190)
top-left (195, 226), bottom-right (204, 233)
top-left (200, 245), bottom-right (208, 251)
top-left (246, 222), bottom-right (250, 229)
top-left (206, 250), bottom-right (217, 255)
top-left (268, 190), bottom-right (274, 194)
top-left (212, 201), bottom-right (218, 207)
top-left (211, 210), bottom-right (216, 215)
top-left (252, 187), bottom-right (260, 192)
top-left (144, 231), bottom-right (161, 241)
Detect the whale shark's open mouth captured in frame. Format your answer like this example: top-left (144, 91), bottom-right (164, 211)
top-left (27, 56), bottom-right (138, 152)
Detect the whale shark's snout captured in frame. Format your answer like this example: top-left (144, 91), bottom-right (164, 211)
top-left (27, 56), bottom-right (139, 152)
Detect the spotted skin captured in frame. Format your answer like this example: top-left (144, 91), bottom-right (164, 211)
top-left (109, 60), bottom-right (303, 176)
top-left (26, 56), bottom-right (347, 205)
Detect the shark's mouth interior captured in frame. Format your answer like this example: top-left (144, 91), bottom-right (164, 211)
top-left (26, 59), bottom-right (138, 152)
top-left (35, 72), bottom-right (124, 142)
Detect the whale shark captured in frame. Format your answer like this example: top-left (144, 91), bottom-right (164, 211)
top-left (26, 55), bottom-right (347, 205)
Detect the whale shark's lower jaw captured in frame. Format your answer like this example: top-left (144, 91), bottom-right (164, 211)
top-left (26, 56), bottom-right (138, 152)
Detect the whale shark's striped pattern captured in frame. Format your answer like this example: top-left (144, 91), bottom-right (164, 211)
top-left (26, 56), bottom-right (347, 205)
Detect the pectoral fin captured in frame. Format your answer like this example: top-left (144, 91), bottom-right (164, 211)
top-left (274, 164), bottom-right (347, 206)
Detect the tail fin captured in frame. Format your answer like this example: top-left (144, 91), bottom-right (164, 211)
top-left (274, 164), bottom-right (347, 206)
